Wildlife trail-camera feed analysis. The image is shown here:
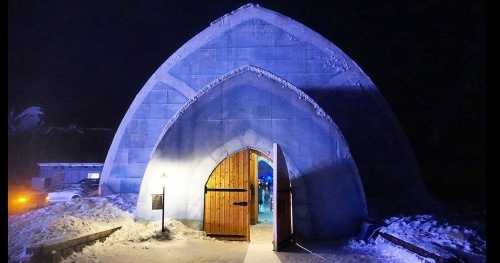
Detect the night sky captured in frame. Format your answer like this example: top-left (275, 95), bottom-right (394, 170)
top-left (8, 1), bottom-right (486, 204)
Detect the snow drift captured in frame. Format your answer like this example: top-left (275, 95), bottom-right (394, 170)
top-left (8, 194), bottom-right (211, 263)
top-left (8, 192), bottom-right (485, 263)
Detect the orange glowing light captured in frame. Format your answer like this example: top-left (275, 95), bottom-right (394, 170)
top-left (17, 196), bottom-right (28, 204)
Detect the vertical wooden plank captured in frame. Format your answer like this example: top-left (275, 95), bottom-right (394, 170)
top-left (249, 151), bottom-right (257, 225)
top-left (216, 161), bottom-right (221, 234)
top-left (221, 159), bottom-right (225, 234)
top-left (211, 166), bottom-right (217, 233)
top-left (240, 150), bottom-right (244, 236)
top-left (234, 151), bottom-right (239, 235)
top-left (219, 161), bottom-right (227, 233)
top-left (233, 152), bottom-right (238, 235)
top-left (233, 152), bottom-right (239, 235)
top-left (239, 151), bottom-right (245, 236)
top-left (224, 154), bottom-right (233, 234)
top-left (212, 166), bottom-right (218, 233)
top-left (254, 153), bottom-right (259, 223)
top-left (228, 154), bottom-right (233, 235)
top-left (221, 159), bottom-right (225, 235)
top-left (236, 152), bottom-right (240, 235)
top-left (224, 156), bottom-right (229, 235)
top-left (254, 151), bottom-right (258, 224)
top-left (204, 167), bottom-right (210, 233)
top-left (211, 165), bottom-right (215, 234)
top-left (246, 150), bottom-right (249, 238)
top-left (224, 159), bottom-right (228, 235)
top-left (244, 149), bottom-right (250, 240)
top-left (213, 166), bottom-right (218, 234)
top-left (230, 154), bottom-right (235, 235)
top-left (203, 176), bottom-right (207, 233)
top-left (226, 155), bottom-right (231, 235)
top-left (249, 151), bottom-right (252, 225)
top-left (254, 152), bottom-right (259, 223)
top-left (205, 168), bottom-right (210, 233)
top-left (218, 164), bottom-right (221, 235)
top-left (222, 160), bottom-right (226, 234)
top-left (227, 157), bottom-right (230, 235)
top-left (204, 190), bottom-right (208, 232)
top-left (234, 151), bottom-right (238, 235)
top-left (215, 164), bottom-right (220, 234)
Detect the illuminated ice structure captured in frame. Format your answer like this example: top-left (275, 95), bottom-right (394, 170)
top-left (99, 4), bottom-right (430, 240)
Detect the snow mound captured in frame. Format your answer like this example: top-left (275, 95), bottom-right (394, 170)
top-left (382, 215), bottom-right (486, 255)
top-left (348, 238), bottom-right (426, 263)
top-left (347, 214), bottom-right (486, 263)
top-left (8, 194), bottom-right (212, 263)
top-left (103, 193), bottom-right (138, 214)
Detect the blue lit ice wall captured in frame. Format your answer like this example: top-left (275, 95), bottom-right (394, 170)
top-left (136, 68), bottom-right (367, 240)
top-left (169, 18), bottom-right (350, 91)
top-left (258, 160), bottom-right (272, 183)
top-left (167, 16), bottom-right (426, 203)
top-left (100, 3), bottom-right (429, 232)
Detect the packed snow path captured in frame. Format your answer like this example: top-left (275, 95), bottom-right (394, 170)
top-left (8, 194), bottom-right (485, 263)
top-left (60, 224), bottom-right (422, 263)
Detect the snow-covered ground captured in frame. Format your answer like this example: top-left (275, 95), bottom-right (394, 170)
top-left (8, 194), bottom-right (486, 263)
top-left (348, 214), bottom-right (486, 262)
top-left (8, 194), bottom-right (211, 263)
top-left (383, 215), bottom-right (485, 254)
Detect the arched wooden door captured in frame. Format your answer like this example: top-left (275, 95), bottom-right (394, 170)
top-left (203, 149), bottom-right (261, 241)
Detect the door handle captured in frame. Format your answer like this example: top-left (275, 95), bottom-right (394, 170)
top-left (233, 201), bottom-right (248, 206)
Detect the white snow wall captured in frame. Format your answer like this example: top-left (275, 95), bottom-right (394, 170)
top-left (135, 67), bottom-right (367, 240)
top-left (100, 3), bottom-right (429, 237)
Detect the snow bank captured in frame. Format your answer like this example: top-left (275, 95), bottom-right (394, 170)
top-left (347, 214), bottom-right (486, 263)
top-left (9, 198), bottom-right (485, 263)
top-left (8, 194), bottom-right (211, 263)
top-left (348, 239), bottom-right (427, 263)
top-left (382, 215), bottom-right (485, 255)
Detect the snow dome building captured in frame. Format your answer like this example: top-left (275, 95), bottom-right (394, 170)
top-left (100, 4), bottom-right (429, 246)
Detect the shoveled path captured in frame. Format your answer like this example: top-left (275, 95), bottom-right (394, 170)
top-left (63, 224), bottom-right (409, 263)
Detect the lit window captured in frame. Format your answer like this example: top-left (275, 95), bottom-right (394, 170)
top-left (87, 172), bottom-right (100, 179)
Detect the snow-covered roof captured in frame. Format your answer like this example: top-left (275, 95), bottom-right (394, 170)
top-left (37, 163), bottom-right (104, 167)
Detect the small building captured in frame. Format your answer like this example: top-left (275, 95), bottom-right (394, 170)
top-left (32, 163), bottom-right (103, 191)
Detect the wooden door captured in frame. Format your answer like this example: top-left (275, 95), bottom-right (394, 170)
top-left (272, 143), bottom-right (293, 251)
top-left (249, 150), bottom-right (258, 225)
top-left (204, 149), bottom-right (250, 240)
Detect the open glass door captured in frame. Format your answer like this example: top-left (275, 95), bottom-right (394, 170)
top-left (272, 143), bottom-right (293, 251)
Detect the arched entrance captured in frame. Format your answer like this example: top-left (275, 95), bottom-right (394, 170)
top-left (202, 144), bottom-right (292, 251)
top-left (133, 66), bottom-right (367, 241)
top-left (203, 148), bottom-right (266, 240)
